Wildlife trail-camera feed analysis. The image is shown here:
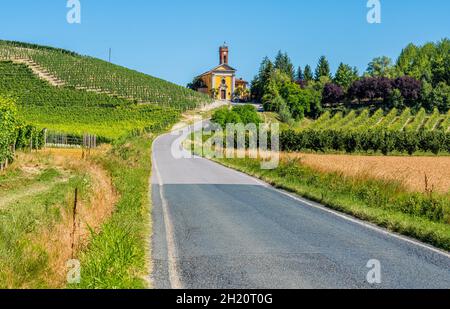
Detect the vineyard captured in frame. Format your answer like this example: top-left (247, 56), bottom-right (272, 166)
top-left (280, 108), bottom-right (450, 155)
top-left (0, 97), bottom-right (44, 170)
top-left (304, 108), bottom-right (450, 133)
top-left (0, 61), bottom-right (179, 139)
top-left (0, 40), bottom-right (212, 111)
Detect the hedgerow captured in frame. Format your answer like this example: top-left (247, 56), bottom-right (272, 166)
top-left (280, 129), bottom-right (450, 155)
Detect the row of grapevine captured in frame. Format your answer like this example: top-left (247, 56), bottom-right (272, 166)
top-left (343, 109), bottom-right (369, 131)
top-left (405, 108), bottom-right (426, 132)
top-left (0, 97), bottom-right (44, 170)
top-left (0, 61), bottom-right (180, 140)
top-left (280, 129), bottom-right (450, 155)
top-left (441, 110), bottom-right (450, 132)
top-left (356, 108), bottom-right (384, 130)
top-left (302, 107), bottom-right (447, 133)
top-left (374, 108), bottom-right (398, 129)
top-left (309, 111), bottom-right (331, 130)
top-left (388, 108), bottom-right (412, 131)
top-left (424, 108), bottom-right (442, 131)
top-left (0, 40), bottom-right (212, 112)
top-left (285, 108), bottom-right (450, 155)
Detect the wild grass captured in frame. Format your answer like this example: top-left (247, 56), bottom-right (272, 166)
top-left (0, 168), bottom-right (90, 288)
top-left (0, 148), bottom-right (118, 288)
top-left (71, 135), bottom-right (154, 289)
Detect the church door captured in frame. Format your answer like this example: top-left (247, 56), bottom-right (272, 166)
top-left (221, 89), bottom-right (227, 100)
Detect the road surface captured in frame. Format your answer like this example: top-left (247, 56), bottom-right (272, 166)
top-left (151, 124), bottom-right (450, 289)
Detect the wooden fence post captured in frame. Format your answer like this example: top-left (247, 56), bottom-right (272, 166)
top-left (71, 188), bottom-right (78, 259)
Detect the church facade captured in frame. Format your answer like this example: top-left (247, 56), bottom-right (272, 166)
top-left (197, 44), bottom-right (248, 101)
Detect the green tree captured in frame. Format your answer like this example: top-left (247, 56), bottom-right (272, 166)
top-left (396, 43), bottom-right (419, 76)
top-left (274, 51), bottom-right (295, 81)
top-left (251, 57), bottom-right (274, 102)
top-left (431, 82), bottom-right (450, 113)
top-left (314, 56), bottom-right (332, 81)
top-left (304, 65), bottom-right (313, 82)
top-left (262, 69), bottom-right (292, 111)
top-left (296, 66), bottom-right (304, 82)
top-left (232, 105), bottom-right (261, 125)
top-left (334, 63), bottom-right (359, 89)
top-left (431, 38), bottom-right (450, 86)
top-left (186, 77), bottom-right (206, 91)
top-left (366, 56), bottom-right (396, 78)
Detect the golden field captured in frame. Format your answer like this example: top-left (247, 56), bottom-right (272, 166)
top-left (287, 153), bottom-right (450, 194)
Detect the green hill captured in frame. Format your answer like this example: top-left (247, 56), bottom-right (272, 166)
top-left (0, 40), bottom-right (212, 139)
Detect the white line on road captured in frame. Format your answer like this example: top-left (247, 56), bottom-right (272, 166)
top-left (206, 159), bottom-right (450, 259)
top-left (257, 176), bottom-right (450, 259)
top-left (152, 137), bottom-right (184, 289)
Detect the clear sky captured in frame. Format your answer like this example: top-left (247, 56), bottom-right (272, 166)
top-left (0, 0), bottom-right (449, 86)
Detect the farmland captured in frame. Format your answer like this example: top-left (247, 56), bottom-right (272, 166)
top-left (302, 107), bottom-right (449, 133)
top-left (287, 153), bottom-right (450, 193)
top-left (0, 61), bottom-right (180, 140)
top-left (281, 108), bottom-right (450, 155)
top-left (0, 40), bottom-right (212, 111)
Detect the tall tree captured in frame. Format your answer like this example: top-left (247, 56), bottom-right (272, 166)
top-left (274, 51), bottom-right (295, 80)
top-left (333, 63), bottom-right (359, 89)
top-left (314, 56), bottom-right (331, 81)
top-left (296, 66), bottom-right (304, 82)
top-left (396, 43), bottom-right (419, 76)
top-left (366, 56), bottom-right (395, 78)
top-left (304, 65), bottom-right (313, 82)
top-left (251, 57), bottom-right (274, 101)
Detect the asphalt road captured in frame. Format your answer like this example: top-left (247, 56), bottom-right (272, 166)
top-left (151, 124), bottom-right (450, 289)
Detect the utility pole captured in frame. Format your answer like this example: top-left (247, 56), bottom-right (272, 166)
top-left (108, 48), bottom-right (112, 62)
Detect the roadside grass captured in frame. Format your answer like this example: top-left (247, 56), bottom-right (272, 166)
top-left (71, 135), bottom-right (154, 289)
top-left (0, 166), bottom-right (90, 288)
top-left (214, 157), bottom-right (450, 251)
top-left (0, 148), bottom-right (120, 288)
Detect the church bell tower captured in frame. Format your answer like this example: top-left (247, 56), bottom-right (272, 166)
top-left (219, 43), bottom-right (229, 65)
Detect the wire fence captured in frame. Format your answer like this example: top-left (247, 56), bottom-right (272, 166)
top-left (45, 131), bottom-right (97, 149)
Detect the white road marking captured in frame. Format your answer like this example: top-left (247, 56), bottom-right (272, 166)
top-left (243, 170), bottom-right (450, 259)
top-left (152, 136), bottom-right (183, 289)
top-left (206, 159), bottom-right (450, 259)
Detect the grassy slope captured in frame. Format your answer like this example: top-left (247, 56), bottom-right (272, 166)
top-left (0, 40), bottom-right (212, 111)
top-left (0, 61), bottom-right (179, 140)
top-left (214, 157), bottom-right (450, 251)
top-left (0, 153), bottom-right (91, 288)
top-left (72, 135), bottom-right (154, 288)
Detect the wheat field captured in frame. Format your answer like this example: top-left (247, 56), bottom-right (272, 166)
top-left (287, 153), bottom-right (450, 193)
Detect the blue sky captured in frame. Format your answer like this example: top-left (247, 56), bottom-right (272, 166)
top-left (0, 0), bottom-right (449, 86)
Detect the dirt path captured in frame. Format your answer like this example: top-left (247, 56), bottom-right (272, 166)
top-left (0, 178), bottom-right (68, 209)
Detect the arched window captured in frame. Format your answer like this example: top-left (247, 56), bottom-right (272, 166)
top-left (221, 78), bottom-right (226, 85)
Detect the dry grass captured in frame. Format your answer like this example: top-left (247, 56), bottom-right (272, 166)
top-left (33, 147), bottom-right (118, 287)
top-left (285, 153), bottom-right (450, 194)
top-left (1, 147), bottom-right (118, 288)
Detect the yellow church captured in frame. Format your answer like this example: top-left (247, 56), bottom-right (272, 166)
top-left (196, 44), bottom-right (248, 101)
